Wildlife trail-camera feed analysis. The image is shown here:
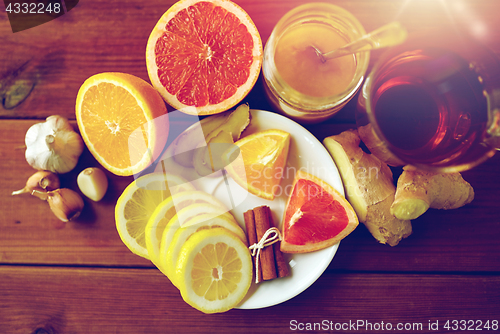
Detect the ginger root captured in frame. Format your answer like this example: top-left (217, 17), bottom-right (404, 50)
top-left (324, 129), bottom-right (411, 246)
top-left (390, 167), bottom-right (475, 220)
top-left (357, 124), bottom-right (405, 167)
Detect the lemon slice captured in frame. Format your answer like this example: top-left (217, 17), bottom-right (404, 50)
top-left (158, 203), bottom-right (237, 281)
top-left (165, 213), bottom-right (247, 288)
top-left (115, 172), bottom-right (195, 259)
top-left (176, 227), bottom-right (253, 313)
top-left (145, 191), bottom-right (227, 267)
top-left (175, 202), bottom-right (236, 227)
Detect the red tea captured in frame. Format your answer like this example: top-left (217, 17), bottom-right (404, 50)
top-left (367, 48), bottom-right (490, 168)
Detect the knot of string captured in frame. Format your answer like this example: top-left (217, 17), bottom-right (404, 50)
top-left (248, 227), bottom-right (282, 283)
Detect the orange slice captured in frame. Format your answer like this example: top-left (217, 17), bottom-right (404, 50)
top-left (146, 0), bottom-right (263, 116)
top-left (281, 171), bottom-right (359, 253)
top-left (76, 72), bottom-right (168, 176)
top-left (222, 129), bottom-right (290, 200)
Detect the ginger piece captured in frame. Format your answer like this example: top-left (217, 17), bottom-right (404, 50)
top-left (324, 129), bottom-right (393, 221)
top-left (357, 124), bottom-right (405, 167)
top-left (193, 104), bottom-right (251, 176)
top-left (390, 166), bottom-right (475, 220)
top-left (365, 195), bottom-right (412, 247)
top-left (324, 129), bottom-right (411, 246)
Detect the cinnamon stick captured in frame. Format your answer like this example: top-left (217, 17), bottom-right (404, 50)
top-left (243, 209), bottom-right (262, 283)
top-left (266, 208), bottom-right (290, 278)
top-left (254, 206), bottom-right (277, 281)
top-left (244, 205), bottom-right (290, 282)
top-left (273, 243), bottom-right (289, 277)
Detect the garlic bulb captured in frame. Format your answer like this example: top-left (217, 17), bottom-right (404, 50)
top-left (25, 115), bottom-right (84, 174)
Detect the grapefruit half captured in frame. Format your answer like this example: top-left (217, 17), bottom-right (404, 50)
top-left (281, 171), bottom-right (359, 253)
top-left (146, 0), bottom-right (263, 115)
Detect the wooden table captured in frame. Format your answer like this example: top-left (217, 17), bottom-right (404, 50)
top-left (1, 0), bottom-right (499, 333)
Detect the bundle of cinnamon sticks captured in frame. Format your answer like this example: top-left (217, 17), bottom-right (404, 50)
top-left (244, 205), bottom-right (290, 283)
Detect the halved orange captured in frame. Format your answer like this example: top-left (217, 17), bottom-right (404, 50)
top-left (146, 0), bottom-right (263, 116)
top-left (281, 171), bottom-right (359, 253)
top-left (222, 129), bottom-right (290, 200)
top-left (76, 72), bottom-right (169, 176)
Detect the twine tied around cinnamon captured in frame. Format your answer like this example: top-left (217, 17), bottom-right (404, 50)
top-left (248, 227), bottom-right (282, 283)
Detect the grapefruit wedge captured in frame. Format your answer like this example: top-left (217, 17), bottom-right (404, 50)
top-left (281, 171), bottom-right (359, 253)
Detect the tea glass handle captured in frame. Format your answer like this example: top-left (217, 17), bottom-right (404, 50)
top-left (485, 88), bottom-right (500, 149)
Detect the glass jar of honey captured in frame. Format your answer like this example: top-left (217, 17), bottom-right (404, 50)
top-left (262, 3), bottom-right (370, 124)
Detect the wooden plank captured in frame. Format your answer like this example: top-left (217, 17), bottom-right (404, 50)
top-left (0, 117), bottom-right (195, 267)
top-left (0, 0), bottom-right (177, 119)
top-left (1, 120), bottom-right (500, 272)
top-left (0, 266), bottom-right (499, 333)
top-left (1, 0), bottom-right (499, 119)
top-left (0, 119), bottom-right (149, 266)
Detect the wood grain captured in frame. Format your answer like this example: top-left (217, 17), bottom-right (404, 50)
top-left (1, 0), bottom-right (499, 119)
top-left (1, 0), bottom-right (500, 331)
top-left (1, 120), bottom-right (499, 272)
top-left (1, 266), bottom-right (498, 333)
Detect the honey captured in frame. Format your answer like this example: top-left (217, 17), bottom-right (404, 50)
top-left (274, 23), bottom-right (356, 97)
top-left (262, 3), bottom-right (369, 124)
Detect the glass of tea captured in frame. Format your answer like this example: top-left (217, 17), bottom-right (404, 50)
top-left (357, 30), bottom-right (500, 172)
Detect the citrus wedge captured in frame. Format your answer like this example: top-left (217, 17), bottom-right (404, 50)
top-left (76, 72), bottom-right (168, 176)
top-left (165, 213), bottom-right (247, 288)
top-left (281, 170), bottom-right (359, 253)
top-left (176, 227), bottom-right (252, 313)
top-left (115, 172), bottom-right (195, 259)
top-left (223, 129), bottom-right (291, 200)
top-left (146, 0), bottom-right (263, 115)
top-left (145, 190), bottom-right (226, 266)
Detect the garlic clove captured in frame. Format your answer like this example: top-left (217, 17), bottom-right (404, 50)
top-left (46, 188), bottom-right (84, 222)
top-left (12, 170), bottom-right (60, 196)
top-left (31, 189), bottom-right (49, 201)
top-left (77, 167), bottom-right (108, 202)
top-left (38, 172), bottom-right (60, 191)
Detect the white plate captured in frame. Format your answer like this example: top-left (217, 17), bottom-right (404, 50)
top-left (156, 109), bottom-right (343, 309)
